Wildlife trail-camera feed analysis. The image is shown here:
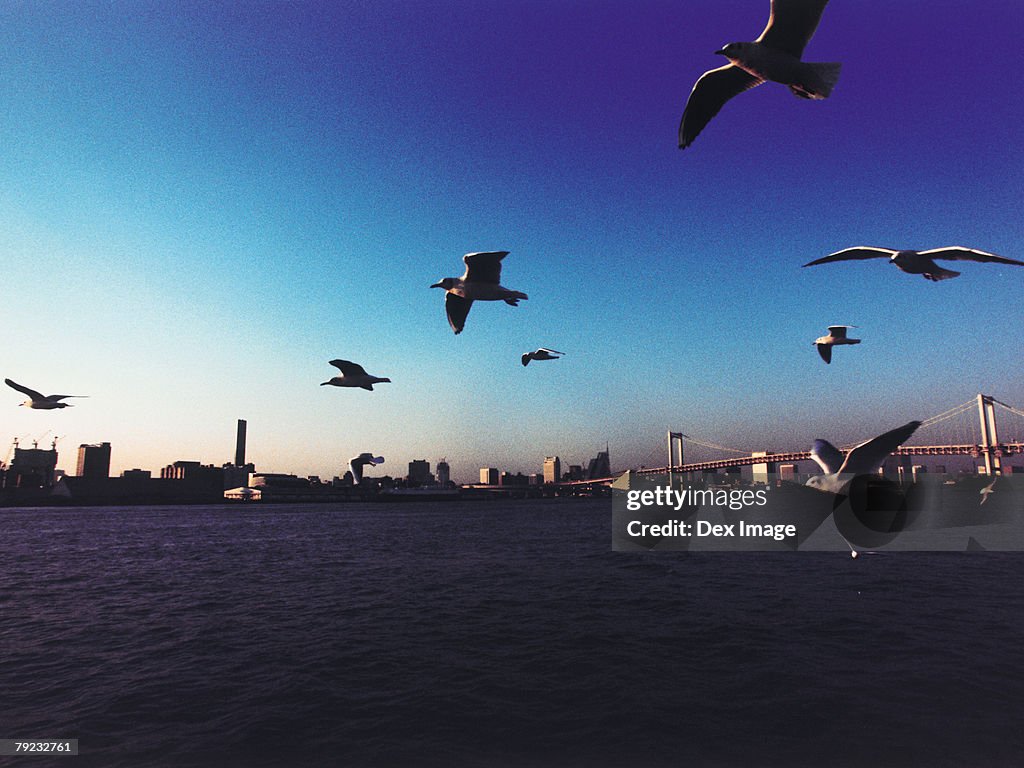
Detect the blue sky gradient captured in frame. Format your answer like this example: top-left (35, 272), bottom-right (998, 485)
top-left (2, 1), bottom-right (1022, 481)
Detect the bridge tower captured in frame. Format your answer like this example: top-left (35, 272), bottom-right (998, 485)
top-left (977, 394), bottom-right (1002, 476)
top-left (667, 432), bottom-right (685, 481)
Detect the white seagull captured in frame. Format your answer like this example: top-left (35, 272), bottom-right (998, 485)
top-left (321, 360), bottom-right (391, 391)
top-left (349, 453), bottom-right (385, 484)
top-left (813, 325), bottom-right (860, 364)
top-left (431, 251), bottom-right (528, 335)
top-left (803, 246), bottom-right (1024, 282)
top-left (5, 378), bottom-right (86, 409)
top-left (678, 0), bottom-right (840, 149)
top-left (806, 421), bottom-right (921, 495)
top-left (522, 348), bottom-right (564, 367)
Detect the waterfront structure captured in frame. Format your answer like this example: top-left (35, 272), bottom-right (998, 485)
top-left (235, 419), bottom-right (247, 466)
top-left (586, 449), bottom-right (610, 479)
top-left (480, 467), bottom-right (499, 485)
top-left (77, 442), bottom-right (111, 478)
top-left (543, 456), bottom-right (561, 484)
top-left (407, 459), bottom-right (433, 486)
top-left (5, 440), bottom-right (58, 488)
top-left (436, 459), bottom-right (450, 486)
top-left (121, 468), bottom-right (152, 480)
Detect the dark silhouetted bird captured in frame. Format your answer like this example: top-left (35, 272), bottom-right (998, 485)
top-left (431, 251), bottom-right (528, 334)
top-left (679, 0), bottom-right (839, 149)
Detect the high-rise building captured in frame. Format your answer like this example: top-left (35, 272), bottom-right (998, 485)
top-left (586, 448), bottom-right (611, 479)
top-left (235, 419), bottom-right (247, 466)
top-left (77, 442), bottom-right (111, 478)
top-left (408, 459), bottom-right (432, 485)
top-left (543, 456), bottom-right (561, 484)
top-left (436, 459), bottom-right (450, 486)
top-left (480, 467), bottom-right (499, 485)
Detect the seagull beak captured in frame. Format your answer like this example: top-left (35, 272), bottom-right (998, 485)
top-left (714, 47), bottom-right (727, 55)
top-left (430, 282), bottom-right (443, 289)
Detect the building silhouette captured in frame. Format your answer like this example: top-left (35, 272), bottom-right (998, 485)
top-left (436, 459), bottom-right (450, 486)
top-left (543, 456), bottom-right (561, 484)
top-left (235, 419), bottom-right (247, 466)
top-left (480, 467), bottom-right (499, 485)
top-left (77, 442), bottom-right (111, 478)
top-left (4, 440), bottom-right (58, 488)
top-left (586, 448), bottom-right (610, 479)
top-left (407, 459), bottom-right (433, 486)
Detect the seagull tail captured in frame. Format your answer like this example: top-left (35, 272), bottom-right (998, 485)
top-left (790, 62), bottom-right (841, 99)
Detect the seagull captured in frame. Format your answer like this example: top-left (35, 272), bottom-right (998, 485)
top-left (349, 453), bottom-right (384, 484)
top-left (979, 477), bottom-right (997, 505)
top-left (321, 360), bottom-right (391, 391)
top-left (806, 421), bottom-right (921, 495)
top-left (813, 325), bottom-right (860, 364)
top-left (431, 251), bottom-right (528, 335)
top-left (803, 246), bottom-right (1024, 281)
top-left (522, 348), bottom-right (564, 367)
top-left (678, 0), bottom-right (840, 149)
top-left (5, 378), bottom-right (86, 409)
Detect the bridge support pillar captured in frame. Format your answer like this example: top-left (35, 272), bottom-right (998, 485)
top-left (978, 394), bottom-right (1002, 476)
top-left (751, 451), bottom-right (776, 484)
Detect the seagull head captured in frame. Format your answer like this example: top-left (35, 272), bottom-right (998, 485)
top-left (715, 42), bottom-right (745, 58)
top-left (431, 278), bottom-right (457, 290)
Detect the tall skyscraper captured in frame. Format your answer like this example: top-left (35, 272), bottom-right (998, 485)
top-left (480, 467), bottom-right (499, 485)
top-left (235, 419), bottom-right (247, 466)
top-left (436, 459), bottom-right (450, 486)
top-left (543, 456), bottom-right (561, 484)
top-left (77, 442), bottom-right (111, 478)
top-left (586, 448), bottom-right (611, 479)
top-left (407, 459), bottom-right (432, 485)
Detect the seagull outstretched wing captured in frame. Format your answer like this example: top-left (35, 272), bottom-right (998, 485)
top-left (329, 360), bottom-right (368, 376)
top-left (838, 421), bottom-right (921, 476)
top-left (5, 378), bottom-right (45, 400)
top-left (445, 293), bottom-right (473, 335)
top-left (803, 247), bottom-right (896, 267)
top-left (679, 65), bottom-right (763, 149)
top-left (462, 251), bottom-right (508, 284)
top-left (810, 439), bottom-right (844, 474)
top-left (757, 0), bottom-right (831, 58)
top-left (918, 247), bottom-right (1024, 266)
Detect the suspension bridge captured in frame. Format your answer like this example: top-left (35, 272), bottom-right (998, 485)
top-left (638, 395), bottom-right (1024, 478)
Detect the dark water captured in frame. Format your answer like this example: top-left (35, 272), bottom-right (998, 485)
top-left (2, 499), bottom-right (1023, 767)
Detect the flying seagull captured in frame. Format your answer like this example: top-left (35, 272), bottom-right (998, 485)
top-left (803, 246), bottom-right (1024, 281)
top-left (431, 251), bottom-right (528, 335)
top-left (522, 348), bottom-right (564, 367)
top-left (321, 360), bottom-right (391, 391)
top-left (813, 325), bottom-right (860, 364)
top-left (349, 453), bottom-right (385, 484)
top-left (806, 421), bottom-right (921, 495)
top-left (678, 0), bottom-right (840, 149)
top-left (4, 378), bottom-right (85, 409)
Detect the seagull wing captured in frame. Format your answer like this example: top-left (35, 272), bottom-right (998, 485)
top-left (44, 394), bottom-right (84, 402)
top-left (827, 326), bottom-right (848, 339)
top-left (757, 0), bottom-right (831, 58)
top-left (521, 353), bottom-right (532, 366)
top-left (445, 293), bottom-right (473, 335)
top-left (918, 246), bottom-right (1024, 267)
top-left (810, 439), bottom-right (844, 474)
top-left (803, 247), bottom-right (896, 267)
top-left (4, 378), bottom-right (45, 400)
top-left (329, 360), bottom-right (368, 376)
top-left (838, 421), bottom-right (921, 476)
top-left (538, 348), bottom-right (564, 355)
top-left (816, 343), bottom-right (832, 363)
top-left (679, 64), bottom-right (763, 149)
top-left (462, 251), bottom-right (509, 284)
